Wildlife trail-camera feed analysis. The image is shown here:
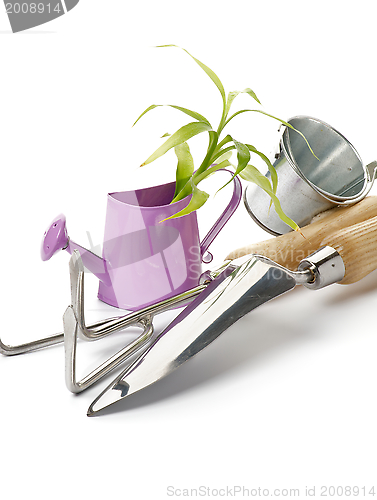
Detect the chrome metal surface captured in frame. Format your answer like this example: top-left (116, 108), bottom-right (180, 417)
top-left (0, 332), bottom-right (64, 356)
top-left (71, 255), bottom-right (210, 343)
top-left (0, 251), bottom-right (218, 357)
top-left (88, 247), bottom-right (346, 415)
top-left (64, 306), bottom-right (154, 393)
top-left (283, 117), bottom-right (366, 201)
top-left (87, 254), bottom-right (314, 415)
top-left (250, 254), bottom-right (314, 285)
top-left (64, 251), bottom-right (236, 393)
top-left (244, 116), bottom-right (376, 235)
top-left (1, 243), bottom-right (346, 411)
top-left (64, 251), bottom-right (156, 393)
top-left (297, 246), bottom-right (345, 290)
top-left (63, 251), bottom-right (237, 392)
top-left (366, 161), bottom-right (377, 183)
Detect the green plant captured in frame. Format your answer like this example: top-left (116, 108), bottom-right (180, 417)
top-left (134, 45), bottom-right (316, 230)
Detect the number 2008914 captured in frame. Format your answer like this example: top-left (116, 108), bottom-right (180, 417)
top-left (5, 3), bottom-right (62, 14)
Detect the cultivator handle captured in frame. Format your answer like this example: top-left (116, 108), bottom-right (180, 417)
top-left (227, 196), bottom-right (377, 285)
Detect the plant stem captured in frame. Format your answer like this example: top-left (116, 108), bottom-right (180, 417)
top-left (173, 96), bottom-right (230, 203)
top-left (211, 145), bottom-right (236, 163)
top-left (194, 131), bottom-right (218, 177)
top-left (213, 135), bottom-right (232, 155)
top-left (171, 179), bottom-right (193, 202)
top-left (194, 160), bottom-right (231, 183)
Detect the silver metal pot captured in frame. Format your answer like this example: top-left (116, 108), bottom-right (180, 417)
top-left (245, 115), bottom-right (377, 235)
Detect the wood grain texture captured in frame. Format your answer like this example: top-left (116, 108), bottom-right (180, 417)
top-left (227, 196), bottom-right (377, 284)
top-left (321, 216), bottom-right (377, 284)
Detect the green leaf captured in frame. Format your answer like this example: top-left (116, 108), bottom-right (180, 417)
top-left (156, 45), bottom-right (226, 106)
top-left (132, 104), bottom-right (158, 126)
top-left (141, 121), bottom-right (213, 166)
top-left (194, 159), bottom-right (232, 183)
top-left (223, 108), bottom-right (253, 126)
top-left (173, 151), bottom-right (230, 202)
top-left (163, 179), bottom-right (210, 220)
top-left (211, 147), bottom-right (235, 163)
top-left (171, 177), bottom-right (193, 202)
top-left (225, 88), bottom-right (261, 116)
top-left (133, 104), bottom-right (211, 127)
top-left (243, 88), bottom-right (261, 105)
top-left (246, 144), bottom-right (278, 194)
top-left (240, 165), bottom-right (299, 231)
top-left (216, 138), bottom-right (250, 191)
top-left (174, 142), bottom-right (194, 197)
top-left (232, 138), bottom-right (250, 176)
top-left (251, 110), bottom-right (319, 160)
top-left (224, 109), bottom-right (318, 160)
top-left (170, 106), bottom-right (211, 126)
top-left (215, 134), bottom-right (233, 150)
top-left (225, 91), bottom-right (241, 116)
top-left (195, 130), bottom-right (219, 176)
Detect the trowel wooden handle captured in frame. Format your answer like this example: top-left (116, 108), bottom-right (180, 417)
top-left (227, 196), bottom-right (377, 285)
top-left (321, 216), bottom-right (377, 284)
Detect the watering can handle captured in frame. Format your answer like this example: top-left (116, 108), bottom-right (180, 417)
top-left (199, 169), bottom-right (242, 263)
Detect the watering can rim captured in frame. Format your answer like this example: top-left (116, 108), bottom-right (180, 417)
top-left (108, 180), bottom-right (192, 211)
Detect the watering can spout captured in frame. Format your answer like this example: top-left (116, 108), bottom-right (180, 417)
top-left (41, 214), bottom-right (110, 285)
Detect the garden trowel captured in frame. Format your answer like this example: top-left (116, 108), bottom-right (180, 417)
top-left (87, 197), bottom-right (377, 416)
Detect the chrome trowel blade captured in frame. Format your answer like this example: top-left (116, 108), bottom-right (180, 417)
top-left (87, 256), bottom-right (296, 416)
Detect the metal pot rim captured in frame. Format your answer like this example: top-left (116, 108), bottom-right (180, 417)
top-left (281, 115), bottom-right (368, 204)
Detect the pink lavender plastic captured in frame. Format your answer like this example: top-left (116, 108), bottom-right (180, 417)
top-left (42, 171), bottom-right (241, 311)
top-left (41, 214), bottom-right (69, 261)
top-left (97, 172), bottom-right (241, 310)
top-left (199, 170), bottom-right (242, 259)
top-left (65, 240), bottom-right (112, 286)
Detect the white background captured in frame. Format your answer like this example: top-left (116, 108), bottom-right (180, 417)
top-left (0, 1), bottom-right (376, 499)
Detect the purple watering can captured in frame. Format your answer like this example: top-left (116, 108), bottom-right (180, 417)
top-left (42, 174), bottom-right (242, 310)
